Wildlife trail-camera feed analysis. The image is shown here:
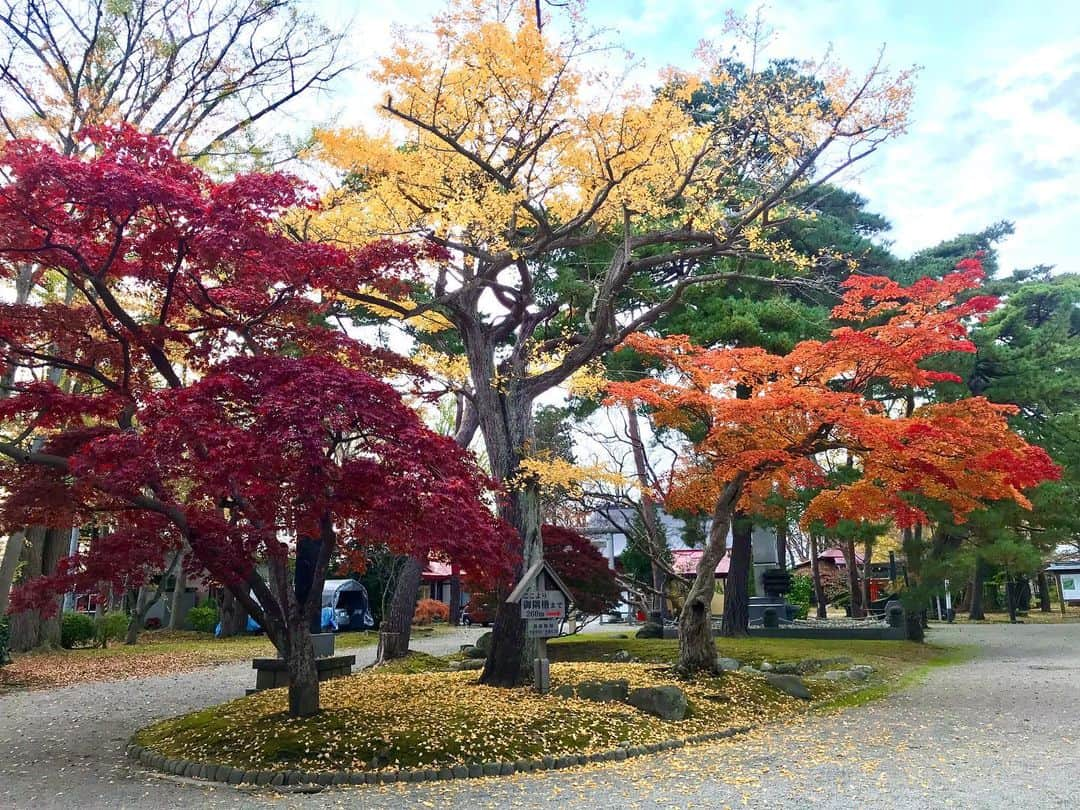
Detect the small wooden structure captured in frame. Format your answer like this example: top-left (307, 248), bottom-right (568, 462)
top-left (507, 559), bottom-right (573, 693)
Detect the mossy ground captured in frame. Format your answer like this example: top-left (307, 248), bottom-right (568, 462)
top-left (135, 635), bottom-right (961, 773)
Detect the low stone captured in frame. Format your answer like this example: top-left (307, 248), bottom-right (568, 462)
top-left (702, 692), bottom-right (730, 703)
top-left (483, 762), bottom-right (501, 776)
top-left (255, 770), bottom-right (275, 786)
top-left (635, 622), bottom-right (663, 639)
top-left (499, 762), bottom-right (515, 776)
top-left (576, 679), bottom-right (629, 702)
top-left (763, 672), bottom-right (812, 700)
top-left (845, 668), bottom-right (870, 681)
top-left (333, 772), bottom-right (350, 785)
top-left (715, 656), bottom-right (742, 671)
top-left (612, 649), bottom-right (633, 662)
top-left (228, 768), bottom-right (245, 785)
top-left (760, 661), bottom-right (774, 671)
top-left (822, 669), bottom-right (848, 681)
top-left (448, 661), bottom-right (462, 671)
top-left (552, 684), bottom-right (576, 698)
top-left (458, 658), bottom-right (484, 671)
top-left (468, 763), bottom-right (483, 778)
top-left (612, 748), bottom-right (628, 761)
top-left (349, 772), bottom-right (368, 785)
top-left (772, 662), bottom-right (800, 674)
top-left (474, 631), bottom-right (494, 654)
top-left (452, 765), bottom-right (469, 779)
top-left (851, 664), bottom-right (874, 675)
top-left (316, 772), bottom-right (335, 786)
top-left (379, 771), bottom-right (399, 784)
top-left (463, 645), bottom-right (487, 659)
top-left (437, 767), bottom-right (453, 780)
top-left (738, 665), bottom-right (759, 675)
top-left (627, 685), bottom-right (688, 720)
top-left (270, 772), bottom-right (285, 787)
top-left (285, 770), bottom-right (303, 785)
top-left (542, 755), bottom-right (556, 769)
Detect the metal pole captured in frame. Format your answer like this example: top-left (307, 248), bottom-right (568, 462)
top-left (944, 578), bottom-right (953, 622)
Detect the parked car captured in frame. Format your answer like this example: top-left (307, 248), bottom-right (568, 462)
top-left (461, 592), bottom-right (495, 626)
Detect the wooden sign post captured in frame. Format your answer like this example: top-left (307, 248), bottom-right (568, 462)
top-left (507, 559), bottom-right (574, 694)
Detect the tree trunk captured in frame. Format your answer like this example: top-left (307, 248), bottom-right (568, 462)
top-left (968, 555), bottom-right (987, 620)
top-left (775, 522), bottom-right (788, 572)
top-left (1005, 570), bottom-right (1017, 623)
top-left (286, 621), bottom-right (319, 717)
top-left (810, 534), bottom-right (827, 619)
top-left (861, 538), bottom-right (874, 613)
top-left (720, 512), bottom-right (753, 637)
top-left (376, 555), bottom-right (422, 662)
top-left (168, 552), bottom-right (187, 630)
top-left (677, 478), bottom-right (741, 673)
top-left (9, 527), bottom-right (64, 652)
top-left (842, 539), bottom-right (864, 618)
top-left (0, 530), bottom-right (26, 618)
top-left (217, 589), bottom-right (247, 636)
top-left (1037, 571), bottom-right (1052, 613)
top-left (449, 565), bottom-right (462, 626)
top-left (626, 405), bottom-right (666, 618)
top-left (125, 587), bottom-right (149, 645)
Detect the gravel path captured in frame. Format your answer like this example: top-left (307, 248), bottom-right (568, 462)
top-left (3, 622), bottom-right (1078, 809)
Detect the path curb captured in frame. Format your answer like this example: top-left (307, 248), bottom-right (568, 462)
top-left (126, 724), bottom-right (753, 788)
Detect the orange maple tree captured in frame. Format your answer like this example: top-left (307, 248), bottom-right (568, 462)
top-left (607, 258), bottom-right (1059, 671)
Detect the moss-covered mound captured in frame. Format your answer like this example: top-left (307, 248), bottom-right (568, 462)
top-left (135, 660), bottom-right (846, 773)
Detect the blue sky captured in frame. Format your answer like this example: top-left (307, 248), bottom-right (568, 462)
top-left (303, 0), bottom-right (1079, 274)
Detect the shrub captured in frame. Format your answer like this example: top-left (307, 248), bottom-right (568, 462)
top-left (61, 611), bottom-right (96, 648)
top-left (187, 600), bottom-right (219, 633)
top-left (788, 574), bottom-right (814, 620)
top-left (95, 611), bottom-right (130, 646)
top-left (413, 598), bottom-right (449, 625)
top-left (0, 615), bottom-right (10, 666)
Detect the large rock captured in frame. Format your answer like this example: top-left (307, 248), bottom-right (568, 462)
top-left (474, 631), bottom-right (494, 654)
top-left (627, 686), bottom-right (688, 720)
top-left (462, 645), bottom-right (487, 659)
top-left (763, 673), bottom-right (812, 700)
top-left (611, 649), bottom-right (633, 663)
top-left (456, 658), bottom-right (484, 671)
top-left (715, 657), bottom-right (742, 671)
top-left (576, 679), bottom-right (629, 702)
top-left (635, 622), bottom-right (663, 639)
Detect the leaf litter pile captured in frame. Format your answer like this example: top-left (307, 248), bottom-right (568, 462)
top-left (136, 661), bottom-right (850, 772)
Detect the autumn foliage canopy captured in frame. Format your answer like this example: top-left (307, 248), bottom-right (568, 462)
top-left (607, 259), bottom-right (1060, 531)
top-left (0, 127), bottom-right (512, 629)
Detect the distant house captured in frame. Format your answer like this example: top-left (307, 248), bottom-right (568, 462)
top-left (582, 505), bottom-right (782, 594)
top-left (791, 547), bottom-right (864, 579)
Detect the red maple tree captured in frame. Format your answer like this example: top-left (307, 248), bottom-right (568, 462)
top-left (607, 259), bottom-right (1058, 671)
top-left (0, 127), bottom-right (511, 715)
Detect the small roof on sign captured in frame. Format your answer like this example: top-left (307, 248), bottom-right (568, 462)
top-left (506, 559), bottom-right (574, 605)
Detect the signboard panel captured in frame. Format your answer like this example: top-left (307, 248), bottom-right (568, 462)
top-left (1062, 576), bottom-right (1080, 602)
top-left (519, 590), bottom-right (566, 620)
top-left (525, 618), bottom-right (561, 638)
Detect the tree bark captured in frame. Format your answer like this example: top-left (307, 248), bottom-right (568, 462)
top-left (0, 530), bottom-right (26, 618)
top-left (9, 527), bottom-right (64, 652)
top-left (449, 564), bottom-right (462, 626)
top-left (720, 512), bottom-right (753, 637)
top-left (968, 555), bottom-right (987, 620)
top-left (286, 620), bottom-right (319, 718)
top-left (842, 539), bottom-right (865, 618)
top-left (219, 589), bottom-right (248, 637)
top-left (677, 478), bottom-right (742, 672)
top-left (810, 534), bottom-right (827, 619)
top-left (168, 552), bottom-right (187, 630)
top-left (376, 555), bottom-right (422, 662)
top-left (626, 405), bottom-right (666, 617)
top-left (1037, 570), bottom-right (1052, 613)
top-left (125, 551), bottom-right (183, 645)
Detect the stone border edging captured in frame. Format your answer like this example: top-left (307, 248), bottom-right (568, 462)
top-left (126, 724), bottom-right (753, 788)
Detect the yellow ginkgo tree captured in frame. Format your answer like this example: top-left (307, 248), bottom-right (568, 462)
top-left (312, 0), bottom-right (914, 686)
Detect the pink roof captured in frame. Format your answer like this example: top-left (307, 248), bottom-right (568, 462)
top-left (672, 549), bottom-right (729, 577)
top-left (422, 561), bottom-right (453, 580)
top-left (818, 548), bottom-right (864, 566)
